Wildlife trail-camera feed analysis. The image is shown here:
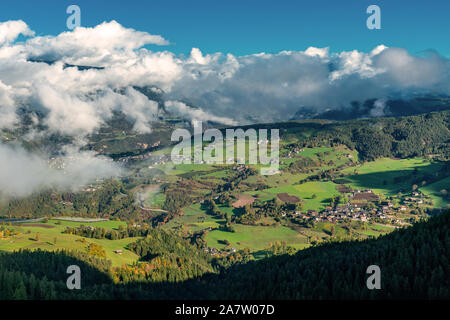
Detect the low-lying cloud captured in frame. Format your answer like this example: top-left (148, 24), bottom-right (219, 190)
top-left (165, 100), bottom-right (237, 126)
top-left (0, 143), bottom-right (122, 198)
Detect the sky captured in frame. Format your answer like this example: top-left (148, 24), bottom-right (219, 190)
top-left (0, 0), bottom-right (449, 57)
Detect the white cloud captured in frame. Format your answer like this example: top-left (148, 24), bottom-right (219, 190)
top-left (370, 99), bottom-right (387, 117)
top-left (114, 87), bottom-right (159, 133)
top-left (330, 49), bottom-right (380, 81)
top-left (372, 48), bottom-right (449, 89)
top-left (24, 20), bottom-right (168, 66)
top-left (0, 20), bottom-right (34, 45)
top-left (370, 44), bottom-right (388, 56)
top-left (0, 20), bottom-right (449, 136)
top-left (34, 83), bottom-right (106, 136)
top-left (0, 143), bottom-right (122, 198)
top-left (165, 100), bottom-right (237, 126)
top-left (304, 46), bottom-right (329, 58)
top-left (0, 80), bottom-right (18, 128)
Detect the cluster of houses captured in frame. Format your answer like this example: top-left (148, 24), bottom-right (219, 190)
top-left (285, 191), bottom-right (429, 224)
top-left (283, 189), bottom-right (384, 222)
top-left (282, 148), bottom-right (304, 159)
top-left (286, 146), bottom-right (304, 155)
top-left (148, 154), bottom-right (170, 166)
top-left (203, 246), bottom-right (237, 256)
top-left (403, 191), bottom-right (426, 205)
top-left (48, 156), bottom-right (93, 170)
top-left (283, 189), bottom-right (426, 224)
top-left (289, 202), bottom-right (388, 223)
top-left (81, 181), bottom-right (106, 193)
top-left (119, 153), bottom-right (171, 166)
top-left (117, 151), bottom-right (153, 163)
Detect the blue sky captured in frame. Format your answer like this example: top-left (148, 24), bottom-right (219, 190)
top-left (0, 0), bottom-right (449, 57)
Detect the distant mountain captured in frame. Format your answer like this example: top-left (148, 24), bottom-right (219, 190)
top-left (27, 58), bottom-right (105, 71)
top-left (292, 96), bottom-right (450, 121)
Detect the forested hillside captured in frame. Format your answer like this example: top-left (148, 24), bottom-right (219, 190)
top-left (203, 210), bottom-right (449, 299)
top-left (285, 110), bottom-right (450, 161)
top-left (1, 210), bottom-right (448, 300)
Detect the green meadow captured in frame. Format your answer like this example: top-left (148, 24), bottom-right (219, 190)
top-left (162, 203), bottom-right (224, 232)
top-left (248, 181), bottom-right (340, 211)
top-left (341, 158), bottom-right (445, 195)
top-left (163, 203), bottom-right (310, 252)
top-left (0, 219), bottom-right (140, 267)
top-left (204, 224), bottom-right (308, 251)
top-left (420, 176), bottom-right (450, 208)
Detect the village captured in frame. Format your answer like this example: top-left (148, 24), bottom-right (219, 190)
top-left (286, 189), bottom-right (430, 225)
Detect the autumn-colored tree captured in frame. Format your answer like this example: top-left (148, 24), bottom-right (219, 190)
top-left (87, 243), bottom-right (107, 258)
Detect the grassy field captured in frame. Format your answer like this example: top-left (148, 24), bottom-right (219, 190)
top-left (341, 158), bottom-right (445, 195)
top-left (298, 146), bottom-right (359, 163)
top-left (248, 181), bottom-right (340, 211)
top-left (420, 176), bottom-right (450, 208)
top-left (0, 219), bottom-right (140, 266)
top-left (204, 224), bottom-right (309, 251)
top-left (168, 163), bottom-right (217, 175)
top-left (163, 203), bottom-right (310, 252)
top-left (293, 182), bottom-right (340, 211)
top-left (310, 221), bottom-right (395, 238)
top-left (162, 203), bottom-right (224, 232)
top-left (147, 192), bottom-right (166, 207)
top-left (244, 172), bottom-right (308, 188)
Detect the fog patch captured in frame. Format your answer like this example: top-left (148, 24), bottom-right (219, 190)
top-left (0, 143), bottom-right (123, 198)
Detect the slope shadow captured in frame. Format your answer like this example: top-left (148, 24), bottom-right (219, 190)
top-left (345, 162), bottom-right (448, 194)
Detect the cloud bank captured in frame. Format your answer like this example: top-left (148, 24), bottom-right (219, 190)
top-left (0, 143), bottom-right (122, 198)
top-left (1, 19), bottom-right (449, 130)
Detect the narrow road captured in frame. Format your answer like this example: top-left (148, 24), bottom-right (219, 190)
top-left (139, 206), bottom-right (168, 212)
